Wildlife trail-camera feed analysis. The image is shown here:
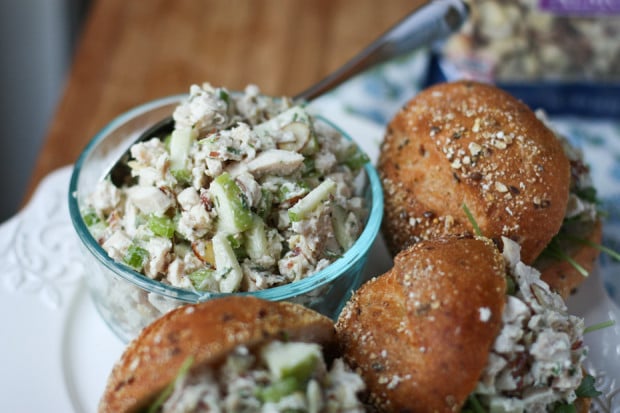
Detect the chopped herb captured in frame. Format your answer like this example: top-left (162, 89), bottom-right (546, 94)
top-left (218, 89), bottom-right (230, 105)
top-left (465, 394), bottom-right (486, 413)
top-left (544, 239), bottom-right (589, 277)
top-left (226, 146), bottom-right (241, 155)
top-left (218, 267), bottom-right (233, 280)
top-left (563, 235), bottom-right (620, 262)
top-left (575, 374), bottom-right (602, 398)
top-left (553, 402), bottom-right (576, 413)
top-left (574, 186), bottom-right (598, 204)
top-left (506, 275), bottom-right (517, 295)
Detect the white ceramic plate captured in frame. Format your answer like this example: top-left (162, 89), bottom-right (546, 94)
top-left (3, 47), bottom-right (620, 409)
top-left (1, 105), bottom-right (619, 411)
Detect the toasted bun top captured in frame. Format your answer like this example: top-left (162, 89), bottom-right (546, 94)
top-left (379, 81), bottom-right (571, 263)
top-left (336, 236), bottom-right (507, 412)
top-left (99, 297), bottom-right (337, 413)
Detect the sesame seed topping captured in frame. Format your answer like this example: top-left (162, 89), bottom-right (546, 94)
top-left (472, 118), bottom-right (481, 133)
top-left (479, 307), bottom-right (491, 322)
top-left (495, 182), bottom-right (509, 193)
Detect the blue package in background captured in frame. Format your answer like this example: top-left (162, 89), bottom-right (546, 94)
top-left (425, 54), bottom-right (620, 118)
top-left (426, 0), bottom-right (620, 118)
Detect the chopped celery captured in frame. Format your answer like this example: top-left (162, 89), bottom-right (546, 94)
top-left (148, 356), bottom-right (194, 413)
top-left (332, 204), bottom-right (355, 250)
top-left (212, 233), bottom-right (243, 292)
top-left (227, 233), bottom-right (244, 249)
top-left (210, 172), bottom-right (253, 234)
top-left (256, 376), bottom-right (302, 403)
top-left (288, 179), bottom-right (336, 222)
top-left (147, 214), bottom-right (175, 238)
top-left (123, 244), bottom-right (149, 270)
top-left (171, 168), bottom-right (192, 185)
top-left (163, 133), bottom-right (173, 151)
top-left (261, 341), bottom-right (321, 382)
top-left (245, 215), bottom-right (269, 261)
top-left (227, 233), bottom-right (248, 260)
top-left (188, 267), bottom-right (215, 290)
top-left (82, 210), bottom-right (101, 227)
top-left (169, 128), bottom-right (196, 171)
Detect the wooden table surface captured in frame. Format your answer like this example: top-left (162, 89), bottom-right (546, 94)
top-left (24, 0), bottom-right (423, 203)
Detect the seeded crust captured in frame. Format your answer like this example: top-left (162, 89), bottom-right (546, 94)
top-left (336, 237), bottom-right (507, 412)
top-left (537, 218), bottom-right (603, 299)
top-left (99, 297), bottom-right (338, 413)
top-left (379, 81), bottom-right (571, 264)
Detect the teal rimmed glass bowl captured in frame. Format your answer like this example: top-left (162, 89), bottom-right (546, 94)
top-left (68, 96), bottom-right (384, 343)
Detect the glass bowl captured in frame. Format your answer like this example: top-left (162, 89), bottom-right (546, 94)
top-left (68, 95), bottom-right (384, 343)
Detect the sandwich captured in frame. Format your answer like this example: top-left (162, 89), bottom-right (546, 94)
top-left (99, 296), bottom-right (366, 413)
top-left (335, 235), bottom-right (593, 412)
top-left (378, 80), bottom-right (602, 297)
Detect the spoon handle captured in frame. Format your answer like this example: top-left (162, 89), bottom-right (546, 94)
top-left (293, 0), bottom-right (468, 102)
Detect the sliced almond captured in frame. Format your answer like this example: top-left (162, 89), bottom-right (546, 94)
top-left (277, 122), bottom-right (310, 152)
top-left (192, 239), bottom-right (216, 266)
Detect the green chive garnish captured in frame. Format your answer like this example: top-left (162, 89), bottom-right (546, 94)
top-left (462, 203), bottom-right (482, 237)
top-left (584, 319), bottom-right (615, 334)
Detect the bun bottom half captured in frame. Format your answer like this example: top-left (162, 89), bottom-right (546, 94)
top-left (99, 296), bottom-right (338, 413)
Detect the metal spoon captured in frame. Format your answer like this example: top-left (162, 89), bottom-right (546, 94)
top-left (109, 0), bottom-right (468, 186)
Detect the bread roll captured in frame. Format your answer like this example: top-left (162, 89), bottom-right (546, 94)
top-left (336, 235), bottom-right (592, 412)
top-left (336, 236), bottom-right (507, 412)
top-left (99, 296), bottom-right (338, 413)
top-left (378, 81), bottom-right (571, 264)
